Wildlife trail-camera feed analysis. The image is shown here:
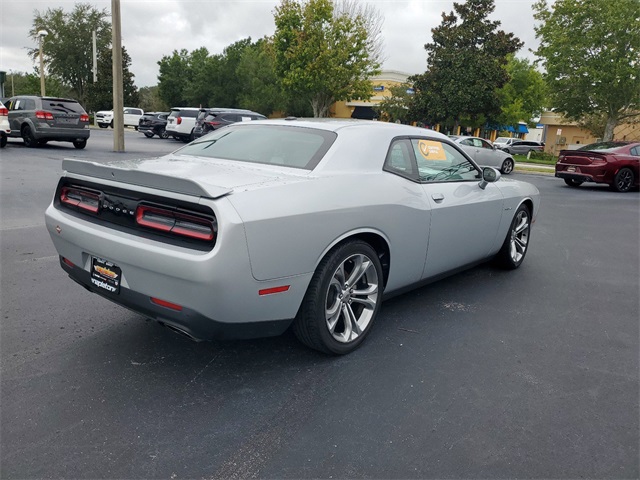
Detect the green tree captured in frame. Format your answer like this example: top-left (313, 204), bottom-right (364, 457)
top-left (85, 47), bottom-right (139, 112)
top-left (533, 0), bottom-right (640, 141)
top-left (236, 38), bottom-right (285, 115)
top-left (273, 0), bottom-right (382, 117)
top-left (410, 0), bottom-right (522, 131)
top-left (157, 49), bottom-right (190, 107)
top-left (5, 70), bottom-right (72, 98)
top-left (375, 84), bottom-right (414, 123)
top-left (138, 86), bottom-right (168, 113)
top-left (495, 55), bottom-right (547, 129)
top-left (29, 3), bottom-right (111, 107)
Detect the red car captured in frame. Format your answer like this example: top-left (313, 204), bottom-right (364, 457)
top-left (555, 141), bottom-right (640, 192)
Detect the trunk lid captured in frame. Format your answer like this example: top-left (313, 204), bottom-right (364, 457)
top-left (558, 150), bottom-right (608, 166)
top-left (62, 154), bottom-right (312, 199)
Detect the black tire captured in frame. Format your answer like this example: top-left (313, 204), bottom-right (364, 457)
top-left (134, 126), bottom-right (138, 131)
top-left (610, 168), bottom-right (634, 192)
top-left (564, 178), bottom-right (583, 188)
top-left (22, 126), bottom-right (38, 148)
top-left (73, 139), bottom-right (87, 149)
top-left (501, 158), bottom-right (514, 175)
top-left (37, 140), bottom-right (48, 146)
top-left (144, 132), bottom-right (154, 138)
top-left (0, 134), bottom-right (7, 148)
top-left (293, 240), bottom-right (383, 355)
top-left (110, 120), bottom-right (114, 128)
top-left (495, 204), bottom-right (531, 270)
top-left (98, 123), bottom-right (108, 129)
top-left (159, 128), bottom-right (169, 139)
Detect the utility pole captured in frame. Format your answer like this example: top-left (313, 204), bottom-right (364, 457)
top-left (111, 0), bottom-right (124, 152)
top-left (92, 30), bottom-right (97, 83)
top-left (38, 30), bottom-right (48, 97)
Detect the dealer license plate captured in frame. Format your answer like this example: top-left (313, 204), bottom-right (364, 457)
top-left (91, 257), bottom-right (121, 294)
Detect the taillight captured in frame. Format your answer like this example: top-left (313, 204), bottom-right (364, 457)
top-left (35, 110), bottom-right (54, 120)
top-left (588, 156), bottom-right (607, 165)
top-left (176, 117), bottom-right (182, 125)
top-left (80, 114), bottom-right (89, 122)
top-left (0, 107), bottom-right (8, 116)
top-left (136, 205), bottom-right (215, 241)
top-left (205, 121), bottom-right (221, 127)
top-left (60, 186), bottom-right (101, 213)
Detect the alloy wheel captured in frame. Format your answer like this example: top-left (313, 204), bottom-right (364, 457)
top-left (509, 209), bottom-right (530, 264)
top-left (324, 253), bottom-right (379, 344)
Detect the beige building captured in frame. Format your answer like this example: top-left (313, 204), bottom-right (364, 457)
top-left (331, 70), bottom-right (412, 119)
top-left (539, 111), bottom-right (640, 155)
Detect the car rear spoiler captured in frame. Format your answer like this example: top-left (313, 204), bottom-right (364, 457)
top-left (62, 159), bottom-right (232, 199)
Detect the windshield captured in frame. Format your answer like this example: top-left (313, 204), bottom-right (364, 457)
top-left (577, 142), bottom-right (629, 152)
top-left (494, 137), bottom-right (510, 143)
top-left (175, 125), bottom-right (337, 170)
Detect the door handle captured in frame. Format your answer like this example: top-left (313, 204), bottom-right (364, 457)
top-left (431, 193), bottom-right (445, 203)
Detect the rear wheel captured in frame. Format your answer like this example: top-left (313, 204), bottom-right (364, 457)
top-left (293, 240), bottom-right (383, 355)
top-left (501, 158), bottom-right (514, 174)
top-left (611, 168), bottom-right (634, 192)
top-left (496, 204), bottom-right (531, 269)
top-left (73, 139), bottom-right (87, 149)
top-left (1, 134), bottom-right (7, 148)
top-left (22, 126), bottom-right (37, 148)
top-left (564, 178), bottom-right (583, 188)
top-left (144, 131), bottom-right (154, 138)
top-left (159, 128), bottom-right (169, 139)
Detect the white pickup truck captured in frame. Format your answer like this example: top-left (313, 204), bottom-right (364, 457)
top-left (95, 107), bottom-right (144, 129)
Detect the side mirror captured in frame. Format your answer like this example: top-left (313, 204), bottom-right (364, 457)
top-left (492, 144), bottom-right (498, 150)
top-left (478, 167), bottom-right (501, 190)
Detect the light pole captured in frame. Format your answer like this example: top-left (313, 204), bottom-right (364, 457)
top-left (37, 29), bottom-right (48, 97)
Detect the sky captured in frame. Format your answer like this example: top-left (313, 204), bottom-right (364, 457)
top-left (0, 0), bottom-right (545, 88)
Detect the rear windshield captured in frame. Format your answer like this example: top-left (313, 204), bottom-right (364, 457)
top-left (577, 142), bottom-right (629, 152)
top-left (43, 99), bottom-right (85, 114)
top-left (175, 125), bottom-right (336, 170)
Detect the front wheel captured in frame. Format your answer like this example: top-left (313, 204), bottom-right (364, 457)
top-left (159, 128), bottom-right (169, 139)
top-left (495, 204), bottom-right (531, 269)
top-left (611, 168), bottom-right (634, 192)
top-left (501, 158), bottom-right (514, 175)
top-left (144, 132), bottom-right (154, 138)
top-left (564, 178), bottom-right (583, 188)
top-left (73, 139), bottom-right (87, 149)
top-left (293, 240), bottom-right (383, 354)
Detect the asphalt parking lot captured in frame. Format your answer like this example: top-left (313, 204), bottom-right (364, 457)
top-left (1, 129), bottom-right (638, 478)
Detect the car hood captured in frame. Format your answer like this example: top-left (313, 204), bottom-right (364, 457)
top-left (62, 154), bottom-right (312, 199)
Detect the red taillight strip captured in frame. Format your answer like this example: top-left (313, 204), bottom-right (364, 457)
top-left (80, 114), bottom-right (89, 122)
top-left (62, 257), bottom-right (75, 268)
top-left (151, 297), bottom-right (183, 311)
top-left (259, 286), bottom-right (290, 296)
top-left (35, 110), bottom-right (54, 120)
top-left (136, 205), bottom-right (215, 241)
top-left (0, 107), bottom-right (8, 116)
top-left (60, 186), bottom-right (101, 213)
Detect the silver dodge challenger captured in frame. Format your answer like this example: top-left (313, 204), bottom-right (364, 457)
top-left (45, 119), bottom-right (540, 354)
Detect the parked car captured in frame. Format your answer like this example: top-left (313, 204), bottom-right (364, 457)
top-left (555, 141), bottom-right (640, 192)
top-left (193, 108), bottom-right (267, 139)
top-left (45, 120), bottom-right (539, 354)
top-left (493, 137), bottom-right (517, 149)
top-left (6, 95), bottom-right (90, 149)
top-left (165, 107), bottom-right (201, 142)
top-left (501, 140), bottom-right (545, 155)
top-left (138, 112), bottom-right (170, 138)
top-left (95, 107), bottom-right (144, 129)
top-left (0, 100), bottom-right (9, 148)
top-left (449, 135), bottom-right (515, 174)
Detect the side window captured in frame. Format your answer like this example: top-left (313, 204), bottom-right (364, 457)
top-left (472, 138), bottom-right (483, 148)
top-left (460, 139), bottom-right (474, 146)
top-left (412, 139), bottom-right (479, 183)
top-left (384, 139), bottom-right (416, 180)
top-left (480, 139), bottom-right (493, 149)
top-left (630, 147), bottom-right (639, 157)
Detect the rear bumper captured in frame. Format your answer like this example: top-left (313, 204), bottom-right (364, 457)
top-left (555, 165), bottom-right (611, 184)
top-left (34, 127), bottom-right (90, 141)
top-left (60, 257), bottom-right (291, 341)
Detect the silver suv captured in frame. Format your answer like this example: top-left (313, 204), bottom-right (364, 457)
top-left (6, 96), bottom-right (90, 149)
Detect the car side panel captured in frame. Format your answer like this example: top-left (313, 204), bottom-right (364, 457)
top-left (228, 173), bottom-right (431, 291)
